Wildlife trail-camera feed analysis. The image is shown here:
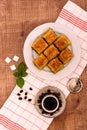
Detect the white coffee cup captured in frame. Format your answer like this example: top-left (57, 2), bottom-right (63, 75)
top-left (41, 94), bottom-right (59, 113)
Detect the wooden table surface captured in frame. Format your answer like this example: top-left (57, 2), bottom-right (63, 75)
top-left (0, 0), bottom-right (87, 130)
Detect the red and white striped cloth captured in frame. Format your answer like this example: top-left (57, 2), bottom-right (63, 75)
top-left (0, 1), bottom-right (87, 130)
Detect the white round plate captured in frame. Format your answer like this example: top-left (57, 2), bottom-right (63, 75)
top-left (23, 22), bottom-right (81, 80)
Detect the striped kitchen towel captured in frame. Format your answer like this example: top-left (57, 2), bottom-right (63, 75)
top-left (0, 1), bottom-right (87, 130)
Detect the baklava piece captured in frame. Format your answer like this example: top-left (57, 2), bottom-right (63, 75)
top-left (33, 54), bottom-right (48, 69)
top-left (32, 37), bottom-right (48, 54)
top-left (44, 44), bottom-right (60, 61)
top-left (59, 48), bottom-right (73, 64)
top-left (54, 34), bottom-right (71, 51)
top-left (48, 57), bottom-right (64, 73)
top-left (42, 28), bottom-right (58, 44)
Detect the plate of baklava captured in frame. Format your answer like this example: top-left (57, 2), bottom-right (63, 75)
top-left (23, 22), bottom-right (80, 80)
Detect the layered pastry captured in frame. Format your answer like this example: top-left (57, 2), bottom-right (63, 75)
top-left (48, 57), bottom-right (64, 73)
top-left (59, 48), bottom-right (73, 64)
top-left (44, 44), bottom-right (60, 61)
top-left (42, 28), bottom-right (58, 44)
top-left (54, 34), bottom-right (71, 51)
top-left (33, 54), bottom-right (48, 69)
top-left (32, 28), bottom-right (74, 73)
top-left (32, 37), bottom-right (48, 54)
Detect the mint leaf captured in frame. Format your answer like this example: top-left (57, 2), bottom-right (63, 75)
top-left (21, 71), bottom-right (28, 77)
top-left (18, 62), bottom-right (26, 72)
top-left (13, 62), bottom-right (28, 88)
top-left (13, 72), bottom-right (21, 77)
top-left (16, 77), bottom-right (24, 88)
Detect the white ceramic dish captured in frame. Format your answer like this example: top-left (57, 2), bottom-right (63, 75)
top-left (23, 22), bottom-right (80, 80)
top-left (34, 86), bottom-right (66, 118)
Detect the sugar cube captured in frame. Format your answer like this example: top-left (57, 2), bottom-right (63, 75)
top-left (5, 57), bottom-right (11, 63)
top-left (13, 55), bottom-right (19, 62)
top-left (10, 65), bottom-right (16, 71)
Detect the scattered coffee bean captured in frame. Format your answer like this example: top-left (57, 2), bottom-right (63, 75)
top-left (17, 93), bottom-right (21, 96)
top-left (20, 90), bottom-right (23, 93)
top-left (17, 89), bottom-right (32, 102)
top-left (18, 97), bottom-right (22, 100)
top-left (28, 99), bottom-right (32, 101)
top-left (25, 92), bottom-right (28, 95)
top-left (24, 96), bottom-right (27, 100)
top-left (29, 87), bottom-right (33, 90)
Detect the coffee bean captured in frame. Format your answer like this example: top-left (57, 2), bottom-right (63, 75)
top-left (24, 96), bottom-right (27, 100)
top-left (50, 113), bottom-right (54, 116)
top-left (28, 99), bottom-right (32, 101)
top-left (59, 99), bottom-right (62, 107)
top-left (29, 87), bottom-right (33, 90)
top-left (20, 90), bottom-right (23, 93)
top-left (39, 94), bottom-right (44, 100)
top-left (38, 99), bottom-right (42, 103)
top-left (18, 97), bottom-right (22, 100)
top-left (39, 105), bottom-right (42, 109)
top-left (17, 93), bottom-right (21, 96)
top-left (25, 92), bottom-right (28, 95)
top-left (42, 110), bottom-right (48, 114)
top-left (47, 89), bottom-right (51, 93)
top-left (42, 110), bottom-right (46, 114)
top-left (53, 92), bottom-right (60, 98)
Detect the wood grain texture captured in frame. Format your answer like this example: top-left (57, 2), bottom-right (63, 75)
top-left (0, 0), bottom-right (87, 130)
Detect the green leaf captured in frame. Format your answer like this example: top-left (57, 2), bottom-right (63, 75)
top-left (13, 62), bottom-right (28, 88)
top-left (16, 77), bottom-right (24, 88)
top-left (21, 71), bottom-right (28, 77)
top-left (13, 72), bottom-right (20, 77)
top-left (18, 62), bottom-right (26, 72)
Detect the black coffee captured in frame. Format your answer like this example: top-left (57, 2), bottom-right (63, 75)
top-left (43, 96), bottom-right (57, 111)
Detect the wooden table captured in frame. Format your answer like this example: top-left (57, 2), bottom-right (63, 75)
top-left (0, 0), bottom-right (87, 130)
